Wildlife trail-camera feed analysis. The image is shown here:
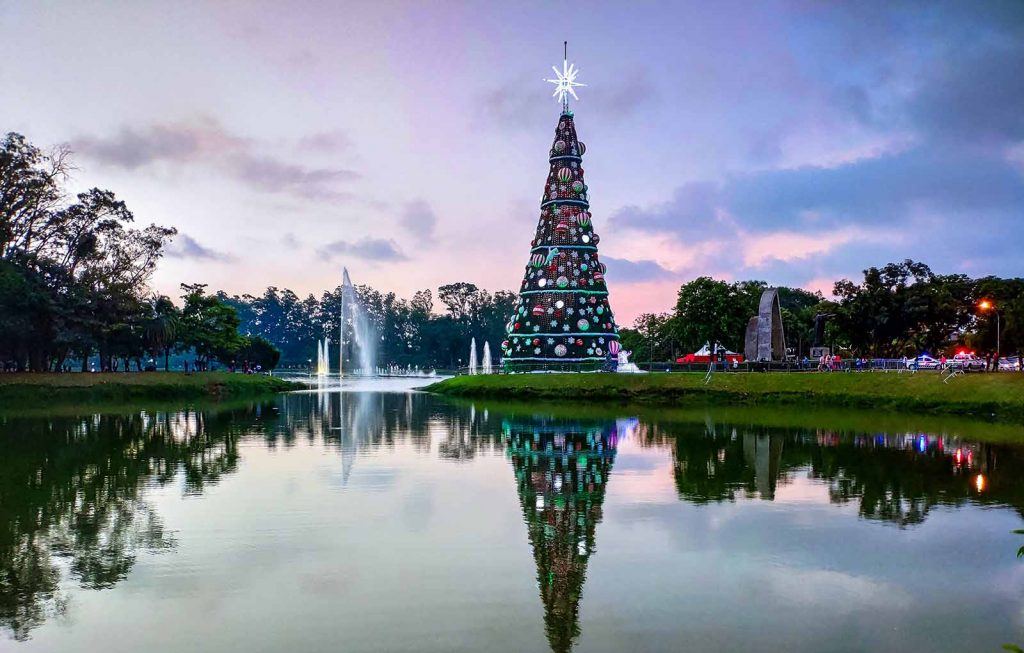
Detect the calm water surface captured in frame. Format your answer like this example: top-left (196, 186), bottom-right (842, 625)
top-left (2, 379), bottom-right (1023, 652)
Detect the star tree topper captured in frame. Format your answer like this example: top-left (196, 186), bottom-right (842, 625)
top-left (546, 41), bottom-right (585, 111)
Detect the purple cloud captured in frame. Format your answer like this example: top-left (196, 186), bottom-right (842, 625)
top-left (316, 237), bottom-right (408, 262)
top-left (74, 119), bottom-right (358, 201)
top-left (602, 256), bottom-right (675, 283)
top-left (399, 200), bottom-right (438, 242)
top-left (166, 233), bottom-right (236, 262)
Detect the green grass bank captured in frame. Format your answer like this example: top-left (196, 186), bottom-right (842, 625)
top-left (0, 372), bottom-right (303, 407)
top-left (425, 371), bottom-right (1024, 421)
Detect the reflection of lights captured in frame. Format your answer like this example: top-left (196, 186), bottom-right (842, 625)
top-left (955, 448), bottom-right (963, 465)
top-left (918, 435), bottom-right (927, 453)
top-left (975, 474), bottom-right (987, 492)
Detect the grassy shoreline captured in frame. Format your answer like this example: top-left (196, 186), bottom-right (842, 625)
top-left (0, 372), bottom-right (303, 407)
top-left (425, 371), bottom-right (1024, 421)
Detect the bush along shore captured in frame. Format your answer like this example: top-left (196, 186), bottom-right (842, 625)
top-left (0, 372), bottom-right (303, 406)
top-left (425, 371), bottom-right (1024, 421)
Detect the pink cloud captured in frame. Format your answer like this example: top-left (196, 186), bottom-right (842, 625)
top-left (740, 228), bottom-right (862, 268)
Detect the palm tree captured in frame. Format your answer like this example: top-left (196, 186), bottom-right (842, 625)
top-left (145, 296), bottom-right (179, 371)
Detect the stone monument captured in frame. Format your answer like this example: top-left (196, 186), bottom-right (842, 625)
top-left (743, 288), bottom-right (787, 362)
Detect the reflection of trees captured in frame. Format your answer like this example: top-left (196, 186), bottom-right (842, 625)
top-left (270, 392), bottom-right (505, 477)
top-left (504, 418), bottom-right (619, 653)
top-left (649, 421), bottom-right (1024, 527)
top-left (659, 422), bottom-right (796, 503)
top-left (0, 409), bottom-right (243, 640)
top-left (808, 437), bottom-right (1024, 526)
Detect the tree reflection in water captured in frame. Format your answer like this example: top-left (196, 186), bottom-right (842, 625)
top-left (4, 395), bottom-right (1024, 649)
top-left (0, 408), bottom-right (249, 640)
top-left (642, 419), bottom-right (1024, 526)
top-left (500, 412), bottom-right (1024, 652)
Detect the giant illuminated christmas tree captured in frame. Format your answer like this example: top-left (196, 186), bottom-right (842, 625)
top-left (501, 48), bottom-right (620, 371)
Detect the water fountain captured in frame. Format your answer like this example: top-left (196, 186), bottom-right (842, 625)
top-left (468, 338), bottom-right (478, 375)
top-left (340, 268), bottom-right (378, 376)
top-left (481, 341), bottom-right (492, 374)
top-left (316, 337), bottom-right (331, 376)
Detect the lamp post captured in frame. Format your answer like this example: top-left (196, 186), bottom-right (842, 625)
top-left (978, 300), bottom-right (1001, 371)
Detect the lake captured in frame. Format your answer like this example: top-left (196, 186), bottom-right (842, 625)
top-left (2, 378), bottom-right (1023, 652)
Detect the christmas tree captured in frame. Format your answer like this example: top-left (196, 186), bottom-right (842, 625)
top-left (501, 49), bottom-right (620, 371)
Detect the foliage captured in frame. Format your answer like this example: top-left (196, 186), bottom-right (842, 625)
top-left (222, 282), bottom-right (515, 369)
top-left (623, 312), bottom-right (676, 362)
top-left (179, 284), bottom-right (246, 367)
top-left (659, 260), bottom-right (1022, 361)
top-left (239, 336), bottom-right (281, 370)
top-left (672, 277), bottom-right (752, 354)
top-left (0, 132), bottom-right (176, 371)
top-left (144, 296), bottom-right (180, 371)
top-left (832, 260), bottom-right (976, 357)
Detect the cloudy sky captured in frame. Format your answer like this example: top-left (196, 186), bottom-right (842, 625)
top-left (2, 1), bottom-right (1022, 323)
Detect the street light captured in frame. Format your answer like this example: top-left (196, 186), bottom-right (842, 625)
top-left (978, 299), bottom-right (1000, 371)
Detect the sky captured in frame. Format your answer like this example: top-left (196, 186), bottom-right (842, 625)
top-left (2, 0), bottom-right (1022, 324)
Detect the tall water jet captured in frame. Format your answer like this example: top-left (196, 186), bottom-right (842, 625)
top-left (482, 341), bottom-right (492, 374)
top-left (316, 337), bottom-right (331, 376)
top-left (340, 268), bottom-right (378, 375)
top-left (469, 338), bottom-right (478, 375)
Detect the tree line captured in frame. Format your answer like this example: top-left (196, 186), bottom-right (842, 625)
top-left (0, 133), bottom-right (278, 372)
top-left (220, 282), bottom-right (516, 370)
top-left (619, 259), bottom-right (1024, 364)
